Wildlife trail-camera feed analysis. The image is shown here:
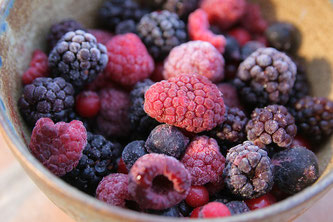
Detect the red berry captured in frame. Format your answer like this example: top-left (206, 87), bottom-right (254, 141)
top-left (241, 3), bottom-right (268, 34)
top-left (245, 193), bottom-right (276, 210)
top-left (150, 62), bottom-right (164, 82)
top-left (88, 29), bottom-right (113, 45)
top-left (291, 134), bottom-right (312, 150)
top-left (85, 71), bottom-right (118, 92)
top-left (191, 202), bottom-right (231, 218)
top-left (217, 83), bottom-right (243, 109)
top-left (228, 28), bottom-right (252, 46)
top-left (117, 158), bottom-right (129, 174)
top-left (190, 207), bottom-right (201, 218)
top-left (186, 186), bottom-right (209, 208)
top-left (22, 50), bottom-right (49, 85)
top-left (76, 91), bottom-right (100, 118)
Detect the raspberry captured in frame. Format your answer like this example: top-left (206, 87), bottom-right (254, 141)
top-left (128, 153), bottom-right (191, 210)
top-left (191, 202), bottom-right (231, 218)
top-left (245, 193), bottom-right (276, 210)
top-left (49, 30), bottom-right (108, 90)
top-left (67, 111), bottom-right (91, 131)
top-left (47, 19), bottom-right (85, 50)
top-left (224, 36), bottom-right (241, 62)
top-left (85, 70), bottom-right (117, 92)
top-left (200, 0), bottom-right (246, 30)
top-left (150, 62), bottom-right (164, 82)
top-left (228, 28), bottom-right (251, 46)
top-left (144, 74), bottom-right (226, 133)
top-left (185, 186), bottom-right (209, 208)
top-left (216, 83), bottom-right (242, 109)
top-left (241, 41), bottom-right (265, 60)
top-left (272, 147), bottom-right (319, 194)
top-left (122, 140), bottom-right (148, 170)
top-left (129, 80), bottom-right (159, 140)
top-left (117, 158), bottom-right (128, 174)
top-left (18, 77), bottom-right (75, 126)
top-left (223, 141), bottom-right (274, 199)
top-left (98, 0), bottom-right (148, 31)
top-left (88, 29), bottom-right (113, 45)
top-left (96, 173), bottom-right (131, 207)
top-left (181, 136), bottom-right (225, 186)
top-left (291, 135), bottom-right (312, 150)
top-left (240, 3), bottom-right (268, 34)
top-left (137, 10), bottom-right (187, 61)
top-left (75, 91), bottom-right (100, 118)
top-left (234, 47), bottom-right (297, 108)
top-left (225, 201), bottom-right (250, 215)
top-left (163, 41), bottom-right (225, 82)
top-left (62, 132), bottom-right (119, 195)
top-left (145, 124), bottom-right (190, 159)
top-left (246, 105), bottom-right (297, 148)
top-left (115, 20), bottom-right (137, 35)
top-left (96, 88), bottom-right (131, 138)
top-left (29, 118), bottom-right (87, 176)
top-left (22, 50), bottom-right (49, 85)
top-left (188, 9), bottom-right (226, 53)
top-left (105, 33), bottom-right (154, 86)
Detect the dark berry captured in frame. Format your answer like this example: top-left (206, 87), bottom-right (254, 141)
top-left (191, 202), bottom-right (231, 218)
top-left (145, 124), bottom-right (189, 159)
top-left (115, 20), bottom-right (137, 34)
top-left (122, 140), bottom-right (148, 171)
top-left (18, 77), bottom-right (75, 126)
top-left (225, 201), bottom-right (250, 215)
top-left (67, 110), bottom-right (91, 131)
top-left (241, 41), bottom-right (265, 60)
top-left (224, 36), bottom-right (241, 62)
top-left (185, 186), bottom-right (209, 208)
top-left (148, 206), bottom-right (182, 217)
top-left (75, 91), bottom-right (100, 118)
top-left (128, 153), bottom-right (191, 210)
top-left (245, 193), bottom-right (276, 210)
top-left (178, 200), bottom-right (193, 217)
top-left (272, 147), bottom-right (319, 194)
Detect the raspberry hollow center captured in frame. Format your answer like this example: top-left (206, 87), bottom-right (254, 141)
top-left (152, 175), bottom-right (174, 195)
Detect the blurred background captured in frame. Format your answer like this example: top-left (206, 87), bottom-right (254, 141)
top-left (0, 131), bottom-right (332, 222)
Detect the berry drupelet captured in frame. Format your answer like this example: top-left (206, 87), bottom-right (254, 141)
top-left (18, 77), bottom-right (75, 126)
top-left (246, 105), bottom-right (297, 148)
top-left (48, 30), bottom-right (108, 90)
top-left (223, 141), bottom-right (274, 199)
top-left (234, 47), bottom-right (297, 108)
top-left (137, 10), bottom-right (187, 61)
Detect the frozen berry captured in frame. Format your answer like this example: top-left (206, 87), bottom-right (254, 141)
top-left (22, 50), bottom-right (49, 85)
top-left (224, 36), bottom-right (241, 62)
top-left (85, 71), bottom-right (117, 92)
top-left (96, 88), bottom-right (131, 138)
top-left (18, 77), bottom-right (75, 126)
top-left (29, 118), bottom-right (87, 176)
top-left (241, 41), bottom-right (265, 60)
top-left (272, 147), bottom-right (319, 194)
top-left (105, 33), bottom-right (154, 86)
top-left (137, 10), bottom-right (187, 61)
top-left (163, 41), bottom-right (225, 82)
top-left (88, 29), bottom-right (113, 45)
top-left (117, 158), bottom-right (128, 174)
top-left (96, 173), bottom-right (131, 207)
top-left (181, 136), bottom-right (225, 186)
top-left (188, 9), bottom-right (226, 53)
top-left (148, 206), bottom-right (182, 217)
top-left (48, 30), bottom-right (108, 90)
top-left (161, 0), bottom-right (199, 18)
top-left (150, 62), bottom-right (164, 82)
top-left (245, 193), bottom-right (276, 210)
top-left (191, 202), bottom-right (231, 218)
top-left (144, 74), bottom-right (226, 133)
top-left (128, 153), bottom-right (191, 210)
top-left (75, 91), bottom-right (100, 118)
top-left (291, 135), bottom-right (312, 150)
top-left (234, 47), bottom-right (297, 108)
top-left (178, 200), bottom-right (193, 217)
top-left (225, 201), bottom-right (250, 215)
top-left (241, 3), bottom-right (268, 34)
top-left (122, 140), bottom-right (148, 170)
top-left (228, 28), bottom-right (251, 46)
top-left (145, 124), bottom-right (189, 159)
top-left (115, 20), bottom-right (137, 34)
top-left (223, 141), bottom-right (274, 199)
top-left (246, 105), bottom-right (297, 148)
top-left (185, 186), bottom-right (209, 208)
top-left (201, 0), bottom-right (246, 30)
top-left (216, 83), bottom-right (242, 109)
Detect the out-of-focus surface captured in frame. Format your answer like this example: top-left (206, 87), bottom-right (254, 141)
top-left (0, 130), bottom-right (332, 222)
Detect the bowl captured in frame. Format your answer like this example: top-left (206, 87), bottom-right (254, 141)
top-left (1, 0), bottom-right (333, 221)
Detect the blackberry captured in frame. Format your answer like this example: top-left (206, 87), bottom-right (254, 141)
top-left (224, 36), bottom-right (241, 62)
top-left (246, 105), bottom-right (297, 148)
top-left (18, 77), bottom-right (74, 126)
top-left (129, 79), bottom-right (159, 140)
top-left (241, 41), bottom-right (265, 60)
top-left (122, 140), bottom-right (148, 170)
top-left (48, 30), bottom-right (108, 90)
top-left (62, 132), bottom-right (119, 195)
top-left (223, 141), bottom-right (274, 199)
top-left (234, 47), bottom-right (297, 108)
top-left (98, 0), bottom-right (149, 31)
top-left (115, 20), bottom-right (137, 34)
top-left (294, 96), bottom-right (333, 142)
top-left (137, 10), bottom-right (187, 61)
top-left (47, 19), bottom-right (85, 51)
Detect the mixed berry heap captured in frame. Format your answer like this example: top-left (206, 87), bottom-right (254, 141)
top-left (18, 0), bottom-right (333, 219)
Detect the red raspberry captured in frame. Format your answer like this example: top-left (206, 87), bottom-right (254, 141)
top-left (191, 202), bottom-right (231, 218)
top-left (181, 136), bottom-right (226, 186)
top-left (22, 50), bottom-right (49, 85)
top-left (96, 173), bottom-right (131, 207)
top-left (241, 3), bottom-right (268, 34)
top-left (75, 91), bottom-right (100, 118)
top-left (186, 186), bottom-right (209, 208)
top-left (228, 27), bottom-right (251, 46)
top-left (291, 135), bottom-right (312, 150)
top-left (188, 9), bottom-right (226, 53)
top-left (85, 71), bottom-right (118, 92)
top-left (201, 0), bottom-right (246, 30)
top-left (29, 118), bottom-right (87, 176)
top-left (128, 154), bottom-right (191, 210)
top-left (88, 29), bottom-right (113, 45)
top-left (117, 158), bottom-right (129, 174)
top-left (105, 33), bottom-right (155, 86)
top-left (144, 74), bottom-right (225, 133)
top-left (163, 41), bottom-right (225, 82)
top-left (96, 88), bottom-right (131, 138)
top-left (245, 193), bottom-right (276, 210)
top-left (150, 62), bottom-right (164, 82)
top-left (217, 83), bottom-right (242, 109)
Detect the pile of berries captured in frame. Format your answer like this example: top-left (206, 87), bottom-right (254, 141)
top-left (19, 0), bottom-right (331, 219)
